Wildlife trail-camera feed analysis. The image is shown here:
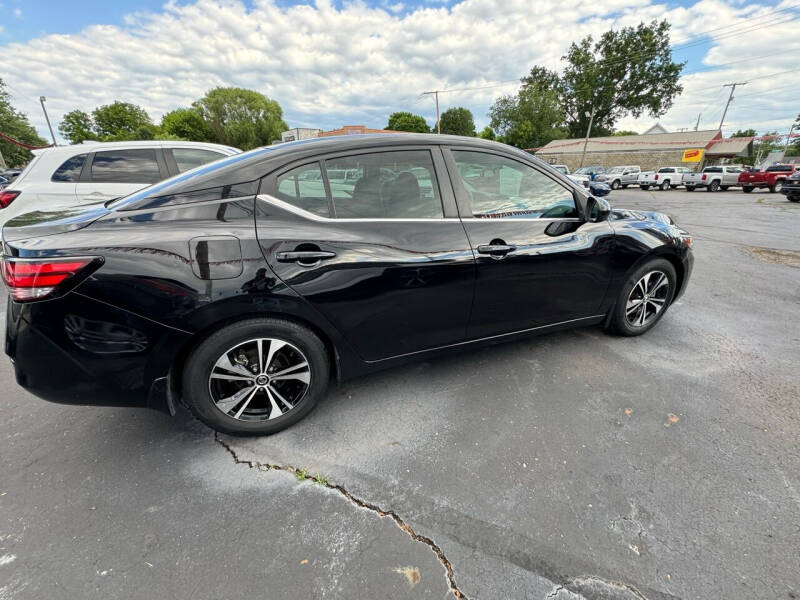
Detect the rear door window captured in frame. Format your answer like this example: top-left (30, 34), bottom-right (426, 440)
top-left (51, 154), bottom-right (87, 182)
top-left (171, 148), bottom-right (226, 173)
top-left (90, 149), bottom-right (161, 184)
top-left (275, 162), bottom-right (330, 217)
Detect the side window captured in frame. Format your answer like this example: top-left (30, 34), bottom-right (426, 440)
top-left (275, 162), bottom-right (329, 217)
top-left (324, 150), bottom-right (443, 219)
top-left (90, 149), bottom-right (161, 184)
top-left (172, 148), bottom-right (225, 173)
top-left (451, 151), bottom-right (578, 219)
top-left (51, 154), bottom-right (87, 182)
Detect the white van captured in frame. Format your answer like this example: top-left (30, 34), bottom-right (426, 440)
top-left (0, 140), bottom-right (240, 227)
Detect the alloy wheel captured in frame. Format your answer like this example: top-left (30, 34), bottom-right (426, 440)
top-left (208, 338), bottom-right (311, 421)
top-left (625, 270), bottom-right (670, 328)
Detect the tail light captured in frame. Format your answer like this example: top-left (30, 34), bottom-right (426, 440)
top-left (701, 174), bottom-right (707, 181)
top-left (0, 190), bottom-right (20, 208)
top-left (1, 256), bottom-right (100, 301)
top-left (654, 174), bottom-right (659, 180)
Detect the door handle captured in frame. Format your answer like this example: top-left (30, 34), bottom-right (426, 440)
top-left (477, 244), bottom-right (516, 256)
top-left (275, 250), bottom-right (336, 263)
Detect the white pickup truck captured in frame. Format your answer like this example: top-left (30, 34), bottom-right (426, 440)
top-left (638, 167), bottom-right (692, 191)
top-left (682, 165), bottom-right (745, 192)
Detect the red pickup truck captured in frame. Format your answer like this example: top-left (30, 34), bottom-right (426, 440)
top-left (738, 164), bottom-right (798, 193)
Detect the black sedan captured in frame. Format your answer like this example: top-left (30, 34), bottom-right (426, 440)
top-left (2, 134), bottom-right (693, 435)
top-left (781, 171), bottom-right (800, 202)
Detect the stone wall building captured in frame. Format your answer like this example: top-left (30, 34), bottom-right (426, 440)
top-left (535, 129), bottom-right (752, 171)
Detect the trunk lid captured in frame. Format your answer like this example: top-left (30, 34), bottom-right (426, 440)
top-left (2, 201), bottom-right (110, 243)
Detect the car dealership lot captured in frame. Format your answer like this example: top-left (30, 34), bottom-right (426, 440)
top-left (1, 188), bottom-right (798, 599)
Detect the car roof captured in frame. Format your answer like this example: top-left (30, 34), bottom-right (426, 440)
top-left (31, 140), bottom-right (240, 157)
top-left (110, 134), bottom-right (546, 210)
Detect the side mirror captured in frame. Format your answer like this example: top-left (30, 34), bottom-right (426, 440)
top-left (587, 196), bottom-right (611, 222)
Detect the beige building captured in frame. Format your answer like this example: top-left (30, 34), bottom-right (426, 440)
top-left (535, 129), bottom-right (752, 171)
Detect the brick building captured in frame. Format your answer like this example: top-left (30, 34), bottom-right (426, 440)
top-left (535, 129), bottom-right (752, 171)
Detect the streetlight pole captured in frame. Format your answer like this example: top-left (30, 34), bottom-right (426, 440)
top-left (578, 105), bottom-right (595, 169)
top-left (422, 91), bottom-right (441, 134)
top-left (39, 96), bottom-right (56, 146)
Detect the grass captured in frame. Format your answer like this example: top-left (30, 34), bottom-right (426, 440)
top-left (295, 468), bottom-right (307, 482)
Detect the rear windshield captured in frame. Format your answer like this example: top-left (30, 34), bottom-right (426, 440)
top-left (704, 167), bottom-right (722, 173)
top-left (766, 165), bottom-right (793, 172)
top-left (658, 168), bottom-right (674, 173)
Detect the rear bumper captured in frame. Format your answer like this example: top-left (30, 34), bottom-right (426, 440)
top-left (5, 293), bottom-right (189, 411)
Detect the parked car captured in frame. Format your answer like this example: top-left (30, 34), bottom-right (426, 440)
top-left (738, 164), bottom-right (799, 193)
top-left (573, 166), bottom-right (606, 181)
top-left (2, 134), bottom-right (693, 435)
top-left (596, 166), bottom-right (641, 189)
top-left (0, 176), bottom-right (8, 191)
top-left (638, 167), bottom-right (692, 190)
top-left (683, 165), bottom-right (745, 192)
top-left (780, 170), bottom-right (800, 201)
top-left (0, 141), bottom-right (240, 226)
top-left (0, 169), bottom-right (22, 183)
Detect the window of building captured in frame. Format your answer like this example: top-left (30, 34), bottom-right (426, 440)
top-left (90, 149), bottom-right (161, 184)
top-left (51, 154), bottom-right (87, 182)
top-left (324, 150), bottom-right (443, 219)
top-left (451, 151), bottom-right (577, 219)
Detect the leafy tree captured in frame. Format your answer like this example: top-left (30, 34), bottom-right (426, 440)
top-left (193, 87), bottom-right (287, 150)
top-left (91, 101), bottom-right (153, 140)
top-left (489, 79), bottom-right (567, 149)
top-left (517, 20), bottom-right (683, 138)
top-left (386, 112), bottom-right (430, 133)
top-left (59, 110), bottom-right (97, 144)
top-left (612, 130), bottom-right (639, 136)
top-left (160, 107), bottom-right (213, 142)
top-left (0, 78), bottom-right (49, 167)
top-left (731, 129), bottom-right (756, 138)
top-left (478, 126), bottom-right (495, 140)
top-left (438, 107), bottom-right (476, 137)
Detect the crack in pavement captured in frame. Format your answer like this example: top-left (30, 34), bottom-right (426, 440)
top-left (213, 433), bottom-right (467, 599)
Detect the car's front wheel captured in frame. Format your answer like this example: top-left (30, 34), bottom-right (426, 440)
top-left (611, 179), bottom-right (621, 190)
top-left (183, 318), bottom-right (329, 435)
top-left (770, 180), bottom-right (784, 193)
top-left (607, 259), bottom-right (677, 336)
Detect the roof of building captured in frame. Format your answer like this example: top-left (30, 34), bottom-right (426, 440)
top-left (537, 130), bottom-right (724, 154)
top-left (706, 138), bottom-right (753, 157)
top-left (318, 125), bottom-right (408, 137)
top-left (642, 123), bottom-right (669, 135)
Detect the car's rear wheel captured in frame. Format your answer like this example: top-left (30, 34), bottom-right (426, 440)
top-left (742, 186), bottom-right (753, 193)
top-left (789, 195), bottom-right (800, 202)
top-left (770, 180), bottom-right (784, 193)
top-left (183, 318), bottom-right (329, 435)
top-left (708, 180), bottom-right (720, 192)
top-left (607, 259), bottom-right (677, 337)
top-left (611, 179), bottom-right (621, 190)
top-left (685, 186), bottom-right (695, 192)
top-left (660, 180), bottom-right (670, 191)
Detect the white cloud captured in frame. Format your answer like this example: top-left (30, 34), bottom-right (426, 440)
top-left (1, 0), bottom-right (797, 145)
top-left (12, 7), bottom-right (20, 18)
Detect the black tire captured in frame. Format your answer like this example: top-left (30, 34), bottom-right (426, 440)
top-left (707, 180), bottom-right (720, 192)
top-left (183, 318), bottom-right (330, 436)
top-left (606, 258), bottom-right (677, 337)
top-left (622, 184), bottom-right (629, 189)
top-left (789, 195), bottom-right (800, 202)
top-left (720, 186), bottom-right (729, 191)
top-left (640, 185), bottom-right (650, 190)
top-left (742, 186), bottom-right (753, 193)
top-left (685, 186), bottom-right (695, 192)
top-left (611, 179), bottom-right (621, 190)
top-left (659, 180), bottom-right (670, 191)
top-left (769, 180), bottom-right (784, 193)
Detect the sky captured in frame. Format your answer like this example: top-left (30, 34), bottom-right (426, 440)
top-left (1, 0), bottom-right (798, 145)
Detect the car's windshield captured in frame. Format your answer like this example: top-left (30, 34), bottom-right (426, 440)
top-left (553, 166), bottom-right (568, 174)
top-left (607, 167), bottom-right (624, 173)
top-left (573, 167), bottom-right (592, 174)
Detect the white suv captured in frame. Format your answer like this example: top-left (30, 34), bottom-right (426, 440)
top-left (0, 140), bottom-right (240, 226)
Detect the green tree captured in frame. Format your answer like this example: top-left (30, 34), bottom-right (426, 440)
top-left (59, 110), bottom-right (97, 144)
top-left (91, 101), bottom-right (153, 140)
top-left (520, 20), bottom-right (683, 138)
top-left (0, 79), bottom-right (49, 167)
top-left (731, 129), bottom-right (756, 138)
top-left (386, 112), bottom-right (430, 133)
top-left (612, 130), bottom-right (639, 136)
top-left (478, 126), bottom-right (495, 140)
top-left (489, 79), bottom-right (567, 149)
top-left (160, 107), bottom-right (213, 142)
top-left (438, 107), bottom-right (476, 137)
top-left (193, 87), bottom-right (286, 150)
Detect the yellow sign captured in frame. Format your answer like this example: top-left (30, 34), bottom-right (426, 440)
top-left (682, 148), bottom-right (704, 162)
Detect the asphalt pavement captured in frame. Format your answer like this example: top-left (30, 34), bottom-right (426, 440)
top-left (1, 187), bottom-right (798, 600)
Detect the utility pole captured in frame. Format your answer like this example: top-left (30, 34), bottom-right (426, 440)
top-left (421, 90), bottom-right (441, 134)
top-left (784, 113), bottom-right (800, 151)
top-left (39, 96), bottom-right (56, 146)
top-left (718, 82), bottom-right (747, 132)
top-left (694, 113), bottom-right (701, 131)
top-left (578, 105), bottom-right (596, 169)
